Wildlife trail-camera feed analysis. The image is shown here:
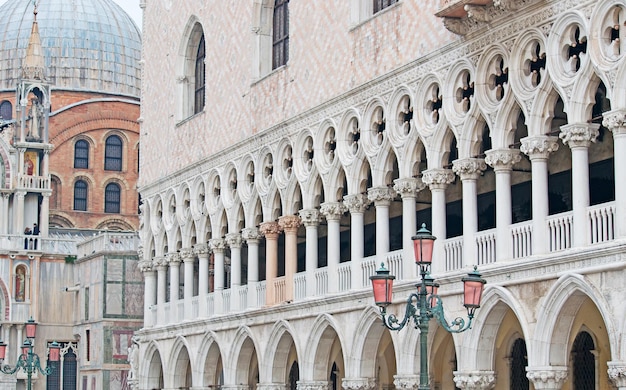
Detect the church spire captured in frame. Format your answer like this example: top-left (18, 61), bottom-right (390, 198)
top-left (22, 1), bottom-right (45, 80)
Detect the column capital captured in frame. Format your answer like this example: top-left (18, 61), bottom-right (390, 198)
top-left (452, 157), bottom-right (486, 180)
top-left (193, 243), bottom-right (209, 257)
top-left (343, 193), bottom-right (370, 213)
top-left (608, 361), bottom-right (626, 388)
top-left (225, 232), bottom-right (243, 248)
top-left (166, 252), bottom-right (181, 265)
top-left (341, 378), bottom-right (377, 390)
top-left (179, 248), bottom-right (194, 261)
top-left (297, 381), bottom-right (330, 390)
top-left (257, 384), bottom-right (287, 390)
top-left (259, 221), bottom-right (283, 238)
top-left (209, 238), bottom-right (227, 252)
top-left (138, 259), bottom-right (154, 273)
top-left (367, 186), bottom-right (396, 206)
top-left (484, 148), bottom-right (521, 171)
top-left (525, 366), bottom-right (568, 389)
top-left (242, 227), bottom-right (263, 242)
top-left (520, 135), bottom-right (559, 160)
top-left (320, 202), bottom-right (347, 221)
top-left (603, 109), bottom-right (626, 136)
top-left (393, 177), bottom-right (425, 199)
top-left (559, 123), bottom-right (599, 149)
top-left (393, 375), bottom-right (419, 390)
top-left (153, 256), bottom-right (168, 269)
top-left (278, 215), bottom-right (302, 232)
top-left (299, 208), bottom-right (321, 226)
top-left (422, 168), bottom-right (455, 190)
top-left (1, 192), bottom-right (10, 200)
top-left (221, 386), bottom-right (249, 390)
top-left (453, 370), bottom-right (496, 389)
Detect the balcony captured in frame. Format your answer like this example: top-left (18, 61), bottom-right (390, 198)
top-left (17, 174), bottom-right (50, 191)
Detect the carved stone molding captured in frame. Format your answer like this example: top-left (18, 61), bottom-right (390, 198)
top-left (602, 109), bottom-right (626, 136)
top-left (320, 202), bottom-right (347, 220)
top-left (297, 381), bottom-right (330, 390)
top-left (341, 378), bottom-right (377, 390)
top-left (179, 248), bottom-right (194, 261)
top-left (453, 371), bottom-right (496, 389)
top-left (193, 243), bottom-right (209, 257)
top-left (166, 252), bottom-right (181, 265)
top-left (257, 383), bottom-right (287, 390)
top-left (367, 186), bottom-right (396, 206)
top-left (525, 366), bottom-right (568, 389)
top-left (225, 232), bottom-right (243, 248)
top-left (209, 238), bottom-right (227, 252)
top-left (278, 215), bottom-right (302, 231)
top-left (484, 149), bottom-right (521, 171)
top-left (608, 361), bottom-right (626, 388)
top-left (393, 178), bottom-right (425, 199)
top-left (422, 168), bottom-right (455, 190)
top-left (393, 375), bottom-right (419, 390)
top-left (452, 158), bottom-right (487, 180)
top-left (299, 208), bottom-right (321, 226)
top-left (153, 256), bottom-right (168, 269)
top-left (138, 259), bottom-right (154, 273)
top-left (259, 221), bottom-right (283, 238)
top-left (242, 227), bottom-right (263, 243)
top-left (520, 136), bottom-right (559, 160)
top-left (343, 193), bottom-right (370, 213)
top-left (559, 123), bottom-right (600, 149)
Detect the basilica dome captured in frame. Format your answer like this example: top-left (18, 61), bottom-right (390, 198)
top-left (0, 0), bottom-right (141, 97)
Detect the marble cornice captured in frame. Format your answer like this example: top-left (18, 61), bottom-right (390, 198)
top-left (138, 0), bottom-right (596, 198)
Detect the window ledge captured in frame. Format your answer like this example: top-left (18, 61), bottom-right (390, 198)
top-left (251, 64), bottom-right (288, 87)
top-left (350, 1), bottom-right (403, 32)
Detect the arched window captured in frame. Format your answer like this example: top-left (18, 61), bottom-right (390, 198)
top-left (510, 338), bottom-right (529, 390)
top-left (104, 135), bottom-right (123, 171)
top-left (373, 0), bottom-right (398, 13)
top-left (74, 140), bottom-right (89, 169)
top-left (194, 34), bottom-right (206, 115)
top-left (572, 331), bottom-right (595, 389)
top-left (0, 101), bottom-right (12, 120)
top-left (272, 0), bottom-right (289, 70)
top-left (105, 183), bottom-right (121, 213)
top-left (74, 180), bottom-right (88, 211)
top-left (46, 342), bottom-right (78, 390)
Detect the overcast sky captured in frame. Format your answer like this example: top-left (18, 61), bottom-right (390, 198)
top-left (0, 0), bottom-right (142, 30)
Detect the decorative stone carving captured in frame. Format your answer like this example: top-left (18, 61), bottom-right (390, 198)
top-left (484, 149), bottom-right (521, 171)
top-left (165, 252), bottom-right (181, 265)
top-left (299, 209), bottom-right (321, 226)
top-left (343, 193), bottom-right (370, 213)
top-left (320, 202), bottom-right (347, 220)
top-left (138, 259), bottom-right (154, 273)
top-left (193, 243), bottom-right (209, 257)
top-left (297, 381), bottom-right (330, 390)
top-left (278, 215), bottom-right (302, 231)
top-left (452, 158), bottom-right (487, 180)
top-left (209, 238), bottom-right (227, 253)
top-left (465, 4), bottom-right (493, 22)
top-left (559, 123), bottom-right (599, 149)
top-left (603, 109), bottom-right (626, 136)
top-left (153, 256), bottom-right (168, 269)
top-left (221, 386), bottom-right (249, 390)
top-left (242, 227), bottom-right (263, 242)
top-left (341, 378), bottom-right (377, 390)
top-left (393, 375), bottom-right (419, 390)
top-left (453, 371), bottom-right (496, 389)
top-left (526, 367), bottom-right (568, 389)
top-left (257, 384), bottom-right (287, 390)
top-left (225, 233), bottom-right (243, 248)
top-left (422, 168), bottom-right (455, 190)
top-left (393, 177), bottom-right (425, 198)
top-left (179, 248), bottom-right (194, 261)
top-left (367, 186), bottom-right (396, 206)
top-left (520, 136), bottom-right (559, 159)
top-left (259, 221), bottom-right (283, 238)
top-left (608, 362), bottom-right (626, 388)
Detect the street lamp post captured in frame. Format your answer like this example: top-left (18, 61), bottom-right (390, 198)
top-left (0, 318), bottom-right (61, 390)
top-left (370, 224), bottom-right (487, 390)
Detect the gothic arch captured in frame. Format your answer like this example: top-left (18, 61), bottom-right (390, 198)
top-left (177, 16), bottom-right (205, 120)
top-left (263, 320), bottom-right (300, 384)
top-left (168, 335), bottom-right (194, 388)
top-left (303, 313), bottom-right (347, 381)
top-left (141, 340), bottom-right (165, 390)
top-left (229, 326), bottom-right (260, 385)
top-left (196, 331), bottom-right (224, 388)
top-left (348, 305), bottom-right (390, 378)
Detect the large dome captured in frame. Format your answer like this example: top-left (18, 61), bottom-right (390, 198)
top-left (0, 0), bottom-right (141, 97)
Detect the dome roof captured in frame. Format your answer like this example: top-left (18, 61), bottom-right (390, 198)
top-left (0, 0), bottom-right (141, 97)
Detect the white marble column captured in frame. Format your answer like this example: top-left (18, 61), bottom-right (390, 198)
top-left (367, 186), bottom-right (395, 256)
top-left (209, 238), bottom-right (226, 313)
top-left (394, 178), bottom-right (425, 280)
top-left (453, 371), bottom-right (496, 389)
top-left (166, 252), bottom-right (181, 301)
top-left (526, 367), bottom-right (568, 390)
top-left (194, 244), bottom-right (210, 296)
top-left (40, 192), bottom-right (50, 237)
top-left (608, 361), bottom-right (626, 390)
top-left (225, 233), bottom-right (243, 288)
top-left (242, 227), bottom-right (262, 308)
top-left (180, 248), bottom-right (195, 319)
top-left (139, 257), bottom-right (156, 327)
top-left (560, 123), bottom-right (599, 247)
top-left (259, 222), bottom-right (282, 306)
top-left (520, 136), bottom-right (559, 255)
top-left (154, 257), bottom-right (167, 305)
top-left (452, 158), bottom-right (486, 267)
top-left (299, 209), bottom-right (320, 297)
top-left (14, 190), bottom-right (25, 234)
top-left (422, 169), bottom-right (455, 274)
top-left (603, 110), bottom-right (626, 238)
top-left (485, 149), bottom-right (521, 261)
top-left (279, 215), bottom-right (301, 302)
top-left (0, 193), bottom-right (9, 234)
top-left (343, 194), bottom-right (369, 290)
top-left (320, 202), bottom-right (347, 294)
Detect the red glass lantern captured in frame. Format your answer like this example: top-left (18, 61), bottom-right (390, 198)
top-left (423, 272), bottom-right (440, 308)
top-left (412, 224), bottom-right (436, 266)
top-left (25, 318), bottom-right (37, 339)
top-left (370, 263), bottom-right (395, 308)
top-left (48, 341), bottom-right (61, 362)
top-left (0, 341), bottom-right (6, 361)
top-left (21, 340), bottom-right (31, 356)
top-left (462, 267), bottom-right (487, 316)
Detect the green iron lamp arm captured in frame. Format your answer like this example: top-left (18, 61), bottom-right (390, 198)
top-left (379, 292), bottom-right (425, 331)
top-left (429, 295), bottom-right (474, 333)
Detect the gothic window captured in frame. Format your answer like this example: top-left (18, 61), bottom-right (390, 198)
top-left (46, 342), bottom-right (78, 390)
top-left (373, 0), bottom-right (398, 13)
top-left (572, 331), bottom-right (595, 389)
top-left (0, 100), bottom-right (11, 120)
top-left (74, 139), bottom-right (89, 169)
top-left (105, 183), bottom-right (121, 213)
top-left (104, 135), bottom-right (123, 171)
top-left (194, 34), bottom-right (206, 115)
top-left (73, 180), bottom-right (88, 211)
top-left (510, 338), bottom-right (529, 390)
top-left (272, 0), bottom-right (289, 70)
